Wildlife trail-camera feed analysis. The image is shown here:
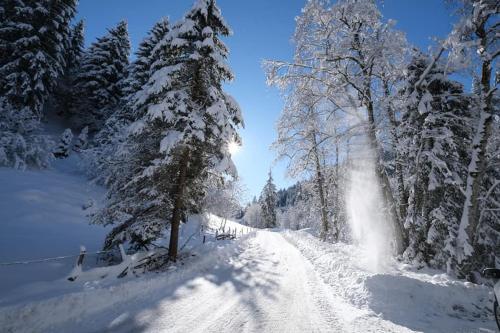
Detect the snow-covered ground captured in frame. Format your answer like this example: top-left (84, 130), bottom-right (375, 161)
top-left (0, 226), bottom-right (497, 332)
top-left (0, 156), bottom-right (108, 298)
top-left (0, 157), bottom-right (496, 332)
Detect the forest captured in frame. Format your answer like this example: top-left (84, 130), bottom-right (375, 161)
top-left (0, 0), bottom-right (499, 331)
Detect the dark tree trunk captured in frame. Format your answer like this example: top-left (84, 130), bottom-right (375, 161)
top-left (458, 15), bottom-right (495, 266)
top-left (168, 149), bottom-right (190, 261)
top-left (384, 81), bottom-right (408, 223)
top-left (313, 141), bottom-right (331, 241)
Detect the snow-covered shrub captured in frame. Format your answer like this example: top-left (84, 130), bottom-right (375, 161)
top-left (74, 126), bottom-right (89, 151)
top-left (0, 101), bottom-right (54, 169)
top-left (53, 129), bottom-right (74, 159)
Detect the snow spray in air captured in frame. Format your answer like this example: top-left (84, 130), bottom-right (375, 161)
top-left (346, 140), bottom-right (394, 272)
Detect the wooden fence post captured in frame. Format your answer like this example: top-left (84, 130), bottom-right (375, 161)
top-left (68, 245), bottom-right (86, 281)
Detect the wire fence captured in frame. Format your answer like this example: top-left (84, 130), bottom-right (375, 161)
top-left (0, 222), bottom-right (253, 269)
top-left (0, 250), bottom-right (115, 267)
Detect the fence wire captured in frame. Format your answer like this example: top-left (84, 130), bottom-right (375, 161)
top-left (0, 250), bottom-right (114, 266)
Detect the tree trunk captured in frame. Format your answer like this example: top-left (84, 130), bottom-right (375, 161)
top-left (384, 81), bottom-right (408, 223)
top-left (365, 93), bottom-right (407, 254)
top-left (457, 20), bottom-right (494, 265)
top-left (311, 132), bottom-right (331, 241)
top-left (168, 149), bottom-right (190, 261)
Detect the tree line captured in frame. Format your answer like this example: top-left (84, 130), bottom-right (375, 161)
top-left (265, 0), bottom-right (498, 280)
top-left (0, 0), bottom-right (243, 261)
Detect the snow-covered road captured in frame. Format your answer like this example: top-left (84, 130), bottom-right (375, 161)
top-left (118, 231), bottom-right (341, 332)
top-left (0, 229), bottom-right (495, 333)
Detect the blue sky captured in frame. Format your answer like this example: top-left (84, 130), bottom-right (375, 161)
top-left (75, 0), bottom-right (456, 202)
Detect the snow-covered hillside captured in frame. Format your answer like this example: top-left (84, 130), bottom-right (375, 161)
top-left (0, 226), bottom-right (496, 332)
top-left (0, 157), bottom-right (108, 297)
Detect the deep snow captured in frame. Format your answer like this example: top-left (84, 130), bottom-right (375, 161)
top-left (0, 158), bottom-right (497, 332)
top-left (0, 156), bottom-right (108, 298)
top-left (0, 226), bottom-right (497, 332)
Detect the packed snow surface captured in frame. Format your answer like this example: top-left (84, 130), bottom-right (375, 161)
top-left (0, 226), bottom-right (496, 332)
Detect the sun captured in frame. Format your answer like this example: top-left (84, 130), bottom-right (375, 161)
top-left (228, 141), bottom-right (241, 156)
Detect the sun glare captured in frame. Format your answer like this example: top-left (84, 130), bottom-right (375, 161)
top-left (228, 141), bottom-right (241, 155)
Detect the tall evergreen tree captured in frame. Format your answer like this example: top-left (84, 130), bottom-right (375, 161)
top-left (94, 0), bottom-right (243, 260)
top-left (397, 53), bottom-right (471, 268)
top-left (260, 171), bottom-right (278, 228)
top-left (86, 18), bottom-right (171, 186)
top-left (0, 0), bottom-right (77, 116)
top-left (53, 20), bottom-right (85, 117)
top-left (72, 20), bottom-right (130, 131)
top-left (448, 0), bottom-right (499, 277)
top-left (0, 0), bottom-right (77, 168)
top-left (123, 17), bottom-right (170, 99)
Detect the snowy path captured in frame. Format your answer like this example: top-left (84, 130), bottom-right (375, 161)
top-left (0, 229), bottom-right (495, 332)
top-left (118, 231), bottom-right (342, 333)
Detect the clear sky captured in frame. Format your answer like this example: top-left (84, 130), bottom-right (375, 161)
top-left (75, 0), bottom-right (456, 202)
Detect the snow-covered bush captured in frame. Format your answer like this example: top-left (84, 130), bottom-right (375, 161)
top-left (53, 129), bottom-right (74, 159)
top-left (74, 126), bottom-right (89, 151)
top-left (0, 101), bottom-right (54, 169)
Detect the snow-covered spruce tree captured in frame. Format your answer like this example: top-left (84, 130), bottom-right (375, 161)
top-left (397, 53), bottom-right (471, 268)
top-left (53, 128), bottom-right (73, 158)
top-left (259, 171), bottom-right (278, 228)
top-left (0, 0), bottom-right (77, 115)
top-left (94, 0), bottom-right (243, 260)
top-left (72, 20), bottom-right (130, 132)
top-left (53, 20), bottom-right (85, 118)
top-left (85, 18), bottom-right (171, 185)
top-left (0, 0), bottom-right (77, 168)
top-left (122, 17), bottom-right (170, 99)
top-left (446, 0), bottom-right (500, 277)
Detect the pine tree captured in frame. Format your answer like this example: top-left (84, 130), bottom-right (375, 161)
top-left (448, 0), bottom-right (499, 278)
top-left (0, 0), bottom-right (77, 116)
top-left (86, 18), bottom-right (171, 186)
top-left (72, 20), bottom-right (130, 131)
top-left (94, 0), bottom-right (243, 259)
top-left (0, 0), bottom-right (77, 169)
top-left (53, 20), bottom-right (85, 118)
top-left (398, 53), bottom-right (470, 268)
top-left (123, 17), bottom-right (170, 99)
top-left (260, 171), bottom-right (278, 228)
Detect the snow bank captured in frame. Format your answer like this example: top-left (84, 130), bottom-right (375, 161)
top-left (282, 230), bottom-right (496, 333)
